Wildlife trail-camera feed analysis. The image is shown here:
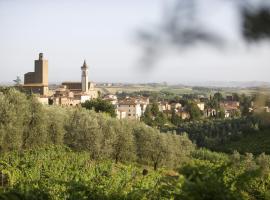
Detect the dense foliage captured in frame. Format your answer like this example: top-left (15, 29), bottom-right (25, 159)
top-left (167, 117), bottom-right (270, 157)
top-left (0, 146), bottom-right (164, 199)
top-left (1, 147), bottom-right (270, 199)
top-left (0, 88), bottom-right (194, 170)
top-left (81, 98), bottom-right (117, 117)
top-left (141, 102), bottom-right (169, 129)
top-left (174, 117), bottom-right (259, 148)
top-left (1, 88), bottom-right (270, 199)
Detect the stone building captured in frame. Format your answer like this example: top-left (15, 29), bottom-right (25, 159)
top-left (23, 53), bottom-right (49, 95)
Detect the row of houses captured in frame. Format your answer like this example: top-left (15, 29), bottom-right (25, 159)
top-left (37, 84), bottom-right (97, 106)
top-left (160, 99), bottom-right (270, 119)
top-left (157, 101), bottom-right (208, 120)
top-left (38, 89), bottom-right (269, 121)
top-left (103, 94), bottom-right (244, 121)
top-left (103, 95), bottom-right (150, 120)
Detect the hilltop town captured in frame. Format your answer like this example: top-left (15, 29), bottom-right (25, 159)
top-left (16, 53), bottom-right (270, 123)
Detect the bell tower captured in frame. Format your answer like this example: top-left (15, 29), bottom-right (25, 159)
top-left (81, 60), bottom-right (88, 92)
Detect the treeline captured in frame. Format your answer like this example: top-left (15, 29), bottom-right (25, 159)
top-left (0, 88), bottom-right (194, 170)
top-left (169, 116), bottom-right (270, 153)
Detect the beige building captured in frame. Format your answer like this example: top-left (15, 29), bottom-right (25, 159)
top-left (117, 110), bottom-right (127, 119)
top-left (158, 102), bottom-right (171, 112)
top-left (23, 53), bottom-right (49, 95)
top-left (117, 99), bottom-right (142, 120)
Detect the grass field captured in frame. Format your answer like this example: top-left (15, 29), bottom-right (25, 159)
top-left (96, 84), bottom-right (270, 96)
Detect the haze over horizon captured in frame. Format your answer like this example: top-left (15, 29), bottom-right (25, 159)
top-left (0, 0), bottom-right (269, 84)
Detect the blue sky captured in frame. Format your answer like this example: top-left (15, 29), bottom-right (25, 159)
top-left (0, 0), bottom-right (269, 84)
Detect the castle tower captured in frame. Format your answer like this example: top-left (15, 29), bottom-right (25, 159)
top-left (34, 53), bottom-right (48, 85)
top-left (23, 53), bottom-right (49, 96)
top-left (81, 60), bottom-right (88, 92)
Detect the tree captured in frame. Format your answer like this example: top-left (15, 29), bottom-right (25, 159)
top-left (22, 95), bottom-right (47, 149)
top-left (218, 108), bottom-right (225, 119)
top-left (151, 102), bottom-right (159, 116)
top-left (155, 112), bottom-right (168, 128)
top-left (133, 123), bottom-right (157, 166)
top-left (232, 93), bottom-right (240, 101)
top-left (150, 133), bottom-right (170, 170)
top-left (141, 105), bottom-right (153, 126)
top-left (64, 108), bottom-right (103, 159)
top-left (97, 116), bottom-right (118, 159)
top-left (171, 109), bottom-right (183, 126)
top-left (213, 92), bottom-right (223, 103)
top-left (82, 98), bottom-right (116, 117)
top-left (165, 133), bottom-right (195, 168)
top-left (45, 106), bottom-right (67, 145)
top-left (240, 94), bottom-right (252, 116)
top-left (186, 101), bottom-right (202, 120)
top-left (141, 104), bottom-right (169, 128)
top-left (111, 120), bottom-right (136, 163)
top-left (0, 88), bottom-right (29, 151)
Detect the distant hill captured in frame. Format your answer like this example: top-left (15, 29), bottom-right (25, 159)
top-left (181, 81), bottom-right (270, 88)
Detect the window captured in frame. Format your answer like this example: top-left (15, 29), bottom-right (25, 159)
top-left (128, 114), bottom-right (131, 116)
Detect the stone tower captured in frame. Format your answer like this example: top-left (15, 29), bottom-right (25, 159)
top-left (23, 53), bottom-right (49, 96)
top-left (34, 53), bottom-right (48, 85)
top-left (25, 53), bottom-right (48, 85)
top-left (81, 60), bottom-right (88, 92)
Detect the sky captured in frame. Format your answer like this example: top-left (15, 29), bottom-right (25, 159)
top-left (0, 0), bottom-right (269, 84)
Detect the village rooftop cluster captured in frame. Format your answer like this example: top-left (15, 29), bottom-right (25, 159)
top-left (20, 53), bottom-right (269, 121)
